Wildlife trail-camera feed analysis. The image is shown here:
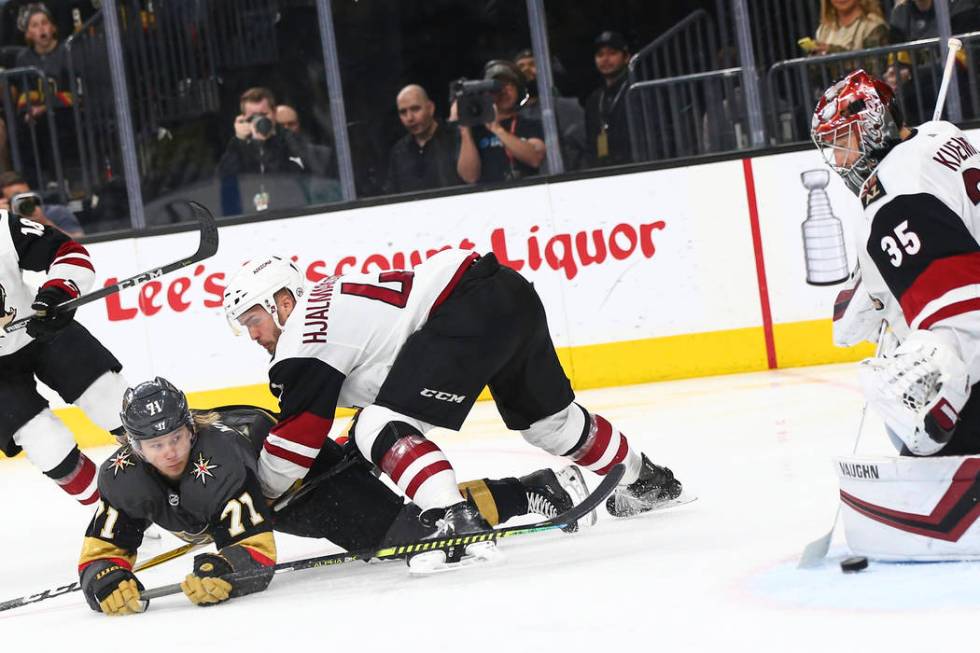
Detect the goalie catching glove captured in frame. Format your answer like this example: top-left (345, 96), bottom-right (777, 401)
top-left (181, 546), bottom-right (274, 607)
top-left (859, 330), bottom-right (971, 455)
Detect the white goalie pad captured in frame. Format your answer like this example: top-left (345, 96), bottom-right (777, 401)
top-left (858, 330), bottom-right (971, 455)
top-left (836, 454), bottom-right (980, 560)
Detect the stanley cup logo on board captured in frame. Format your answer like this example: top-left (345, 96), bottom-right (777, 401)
top-left (800, 169), bottom-right (848, 286)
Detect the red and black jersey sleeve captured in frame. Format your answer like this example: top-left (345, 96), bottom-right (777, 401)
top-left (258, 357), bottom-right (345, 497)
top-left (8, 213), bottom-right (95, 296)
top-left (867, 193), bottom-right (980, 331)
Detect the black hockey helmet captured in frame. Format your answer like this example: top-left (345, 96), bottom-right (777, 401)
top-left (120, 377), bottom-right (193, 444)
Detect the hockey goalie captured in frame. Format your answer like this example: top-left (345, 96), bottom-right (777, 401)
top-left (817, 70), bottom-right (980, 560)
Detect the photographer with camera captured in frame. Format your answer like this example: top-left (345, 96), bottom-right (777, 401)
top-left (454, 60), bottom-right (546, 185)
top-left (384, 84), bottom-right (460, 194)
top-left (217, 87), bottom-right (308, 211)
top-left (0, 171), bottom-right (81, 237)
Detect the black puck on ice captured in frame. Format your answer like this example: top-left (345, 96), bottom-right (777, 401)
top-left (840, 556), bottom-right (868, 573)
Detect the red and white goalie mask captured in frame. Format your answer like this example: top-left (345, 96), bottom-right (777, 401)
top-left (811, 70), bottom-right (903, 195)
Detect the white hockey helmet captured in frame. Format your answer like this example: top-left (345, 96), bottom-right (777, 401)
top-left (223, 255), bottom-right (305, 332)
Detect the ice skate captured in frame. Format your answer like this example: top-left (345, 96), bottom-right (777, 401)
top-left (606, 453), bottom-right (683, 518)
top-left (521, 465), bottom-right (596, 532)
top-left (408, 500), bottom-right (499, 574)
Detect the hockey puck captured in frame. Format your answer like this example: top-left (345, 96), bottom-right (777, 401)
top-left (840, 556), bottom-right (868, 573)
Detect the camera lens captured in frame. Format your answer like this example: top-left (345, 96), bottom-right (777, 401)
top-left (251, 115), bottom-right (274, 137)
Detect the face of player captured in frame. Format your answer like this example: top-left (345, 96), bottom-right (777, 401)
top-left (139, 425), bottom-right (193, 480)
top-left (26, 13), bottom-right (56, 53)
top-left (397, 92), bottom-right (435, 136)
top-left (237, 305), bottom-right (282, 355)
top-left (595, 47), bottom-right (628, 78)
top-left (830, 124), bottom-right (862, 169)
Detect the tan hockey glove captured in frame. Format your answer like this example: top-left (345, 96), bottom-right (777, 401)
top-left (81, 563), bottom-right (147, 616)
top-left (181, 553), bottom-right (234, 606)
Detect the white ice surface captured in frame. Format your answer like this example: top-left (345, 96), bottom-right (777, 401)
top-left (2, 363), bottom-right (977, 652)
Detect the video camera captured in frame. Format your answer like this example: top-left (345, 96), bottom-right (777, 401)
top-left (449, 78), bottom-right (502, 127)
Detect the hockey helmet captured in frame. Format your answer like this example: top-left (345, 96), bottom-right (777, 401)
top-left (120, 377), bottom-right (193, 450)
top-left (811, 69), bottom-right (904, 195)
top-left (223, 255), bottom-right (305, 332)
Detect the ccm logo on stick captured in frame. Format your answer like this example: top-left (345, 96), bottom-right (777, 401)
top-left (420, 388), bottom-right (466, 403)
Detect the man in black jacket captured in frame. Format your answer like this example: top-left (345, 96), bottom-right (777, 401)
top-left (584, 31), bottom-right (632, 168)
top-left (217, 87), bottom-right (308, 212)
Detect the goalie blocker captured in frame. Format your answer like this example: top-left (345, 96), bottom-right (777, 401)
top-left (837, 453), bottom-right (980, 560)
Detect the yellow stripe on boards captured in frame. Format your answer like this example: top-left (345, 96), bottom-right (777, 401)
top-left (772, 319), bottom-right (874, 368)
top-left (1, 320), bottom-right (872, 458)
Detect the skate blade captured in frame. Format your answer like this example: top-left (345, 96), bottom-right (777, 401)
top-left (408, 543), bottom-right (502, 576)
top-left (609, 491), bottom-right (698, 519)
top-left (555, 465), bottom-right (597, 529)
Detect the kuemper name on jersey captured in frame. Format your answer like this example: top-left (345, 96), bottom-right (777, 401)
top-left (933, 136), bottom-right (979, 171)
top-left (839, 462), bottom-right (880, 480)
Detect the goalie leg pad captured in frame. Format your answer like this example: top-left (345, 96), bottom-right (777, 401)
top-left (859, 330), bottom-right (971, 456)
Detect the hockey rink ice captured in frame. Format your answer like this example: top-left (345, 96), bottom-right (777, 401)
top-left (4, 362), bottom-right (979, 652)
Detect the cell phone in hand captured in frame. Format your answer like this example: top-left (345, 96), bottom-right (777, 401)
top-left (798, 37), bottom-right (817, 53)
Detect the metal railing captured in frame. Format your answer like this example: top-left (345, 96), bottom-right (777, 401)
top-left (0, 67), bottom-right (71, 203)
top-left (629, 10), bottom-right (719, 83)
top-left (766, 32), bottom-right (980, 146)
top-left (625, 67), bottom-right (747, 162)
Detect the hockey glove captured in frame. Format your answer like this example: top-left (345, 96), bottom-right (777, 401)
top-left (81, 562), bottom-right (147, 616)
top-left (26, 281), bottom-right (78, 339)
top-left (859, 329), bottom-right (971, 455)
top-left (181, 553), bottom-right (234, 606)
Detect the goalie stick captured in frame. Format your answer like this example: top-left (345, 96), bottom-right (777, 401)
top-left (4, 200), bottom-right (219, 333)
top-left (141, 464), bottom-right (626, 602)
top-left (0, 542), bottom-right (202, 613)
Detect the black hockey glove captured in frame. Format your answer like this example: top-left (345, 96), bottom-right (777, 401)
top-left (26, 282), bottom-right (78, 339)
top-left (81, 561), bottom-right (148, 616)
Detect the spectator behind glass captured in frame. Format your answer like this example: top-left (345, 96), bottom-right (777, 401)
top-left (584, 31), bottom-right (632, 168)
top-left (455, 60), bottom-right (546, 185)
top-left (889, 0), bottom-right (937, 42)
top-left (217, 87), bottom-right (308, 213)
top-left (384, 84), bottom-right (460, 194)
top-left (513, 49), bottom-right (588, 172)
top-left (0, 170), bottom-right (82, 237)
top-left (14, 3), bottom-right (77, 188)
top-left (275, 104), bottom-right (335, 178)
top-left (808, 0), bottom-right (888, 55)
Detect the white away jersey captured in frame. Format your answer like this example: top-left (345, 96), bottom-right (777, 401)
top-left (0, 210), bottom-right (94, 356)
top-left (857, 120), bottom-right (980, 378)
top-left (257, 248), bottom-right (479, 497)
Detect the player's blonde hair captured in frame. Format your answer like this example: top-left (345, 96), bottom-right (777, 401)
top-left (192, 411), bottom-right (222, 431)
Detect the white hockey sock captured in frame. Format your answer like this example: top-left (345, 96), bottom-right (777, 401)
top-left (379, 434), bottom-right (463, 511)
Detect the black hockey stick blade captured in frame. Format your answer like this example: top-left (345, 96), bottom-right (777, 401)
top-left (0, 542), bottom-right (201, 613)
top-left (4, 201), bottom-right (219, 333)
top-left (142, 464), bottom-right (625, 602)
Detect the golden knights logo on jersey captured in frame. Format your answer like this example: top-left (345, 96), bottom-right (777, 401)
top-left (0, 282), bottom-right (16, 329)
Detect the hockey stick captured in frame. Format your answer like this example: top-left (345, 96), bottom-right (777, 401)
top-left (141, 464), bottom-right (625, 602)
top-left (4, 201), bottom-right (219, 333)
top-left (932, 37), bottom-right (963, 121)
top-left (797, 321), bottom-right (889, 568)
top-left (0, 542), bottom-right (202, 613)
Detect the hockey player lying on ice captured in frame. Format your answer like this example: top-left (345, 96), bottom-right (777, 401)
top-left (815, 70), bottom-right (980, 557)
top-left (222, 248), bottom-right (683, 571)
top-left (78, 377), bottom-right (592, 615)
